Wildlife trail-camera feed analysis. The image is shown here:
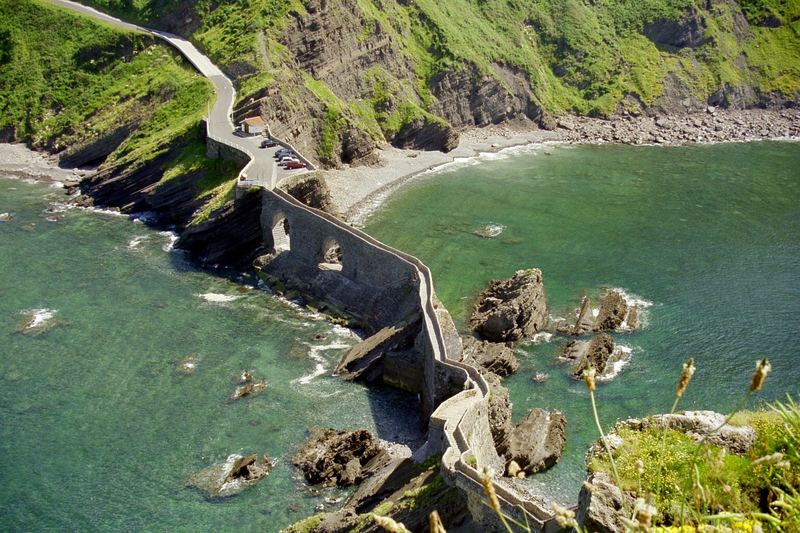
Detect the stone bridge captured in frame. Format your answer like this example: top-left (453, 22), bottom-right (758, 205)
top-left (49, 0), bottom-right (560, 529)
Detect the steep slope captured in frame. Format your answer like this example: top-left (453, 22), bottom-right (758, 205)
top-left (0, 0), bottom-right (240, 227)
top-left (78, 0), bottom-right (800, 169)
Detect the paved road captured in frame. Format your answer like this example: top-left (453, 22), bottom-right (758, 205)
top-left (48, 0), bottom-right (312, 188)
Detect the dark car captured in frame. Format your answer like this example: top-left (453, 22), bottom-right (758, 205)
top-left (274, 149), bottom-right (293, 159)
top-left (260, 138), bottom-right (277, 148)
top-left (284, 160), bottom-right (306, 170)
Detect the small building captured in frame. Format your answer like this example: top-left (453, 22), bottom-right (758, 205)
top-left (241, 116), bottom-right (266, 136)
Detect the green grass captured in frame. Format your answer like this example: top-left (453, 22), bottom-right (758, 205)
top-left (589, 398), bottom-right (800, 527)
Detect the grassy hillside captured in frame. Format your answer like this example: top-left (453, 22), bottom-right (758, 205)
top-left (0, 0), bottom-right (239, 221)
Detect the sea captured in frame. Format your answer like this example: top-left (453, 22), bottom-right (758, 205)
top-left (1, 141), bottom-right (799, 530)
top-left (364, 141), bottom-right (800, 503)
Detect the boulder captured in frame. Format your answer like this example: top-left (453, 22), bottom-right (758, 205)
top-left (504, 408), bottom-right (566, 474)
top-left (469, 268), bottom-right (548, 342)
top-left (293, 428), bottom-right (390, 487)
top-left (561, 333), bottom-right (616, 379)
top-left (461, 337), bottom-right (519, 377)
top-left (576, 472), bottom-right (627, 533)
top-left (187, 453), bottom-right (272, 498)
top-left (230, 370), bottom-right (267, 400)
top-left (594, 290), bottom-right (628, 332)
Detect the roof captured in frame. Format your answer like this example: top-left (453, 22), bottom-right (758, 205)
top-left (242, 116), bottom-right (265, 127)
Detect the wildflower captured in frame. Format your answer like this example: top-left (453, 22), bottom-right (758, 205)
top-left (552, 503), bottom-right (579, 529)
top-left (480, 466), bottom-right (502, 515)
top-left (372, 514), bottom-right (412, 533)
top-left (676, 358), bottom-right (695, 399)
top-left (749, 358), bottom-right (771, 392)
top-left (635, 459), bottom-right (645, 476)
top-left (583, 365), bottom-right (597, 392)
top-left (752, 452), bottom-right (784, 467)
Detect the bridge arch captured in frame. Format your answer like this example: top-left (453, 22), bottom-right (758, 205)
top-left (318, 237), bottom-right (343, 272)
top-left (271, 212), bottom-right (291, 254)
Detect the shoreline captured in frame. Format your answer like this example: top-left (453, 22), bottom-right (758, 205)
top-left (325, 108), bottom-right (800, 225)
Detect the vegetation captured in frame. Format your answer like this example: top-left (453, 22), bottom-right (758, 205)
top-left (0, 0), bottom-right (239, 223)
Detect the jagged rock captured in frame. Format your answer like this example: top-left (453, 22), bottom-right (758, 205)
top-left (391, 117), bottom-right (459, 152)
top-left (334, 315), bottom-right (421, 383)
top-left (469, 268), bottom-right (548, 343)
top-left (187, 453), bottom-right (272, 498)
top-left (293, 428), bottom-right (390, 487)
top-left (175, 188), bottom-right (264, 267)
top-left (562, 333), bottom-right (615, 379)
top-left (570, 295), bottom-right (595, 335)
top-left (594, 290), bottom-right (628, 332)
top-left (279, 172), bottom-right (337, 214)
top-left (483, 372), bottom-right (513, 455)
top-left (643, 8), bottom-right (707, 48)
top-left (619, 411), bottom-right (756, 454)
top-left (461, 337), bottom-right (519, 377)
top-left (576, 472), bottom-right (627, 533)
top-left (504, 408), bottom-right (566, 474)
top-left (341, 127), bottom-right (380, 166)
top-left (230, 379), bottom-right (267, 401)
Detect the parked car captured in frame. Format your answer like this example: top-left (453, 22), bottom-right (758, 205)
top-left (278, 156), bottom-right (299, 165)
top-left (260, 138), bottom-right (277, 148)
top-left (284, 160), bottom-right (306, 170)
top-left (274, 149), bottom-right (293, 158)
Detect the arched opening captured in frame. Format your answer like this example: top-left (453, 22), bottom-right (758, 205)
top-left (271, 213), bottom-right (290, 254)
top-left (318, 238), bottom-right (343, 272)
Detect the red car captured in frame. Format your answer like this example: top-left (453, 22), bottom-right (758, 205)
top-left (284, 160), bottom-right (306, 170)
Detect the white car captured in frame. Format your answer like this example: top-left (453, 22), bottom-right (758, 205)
top-left (279, 156), bottom-right (300, 165)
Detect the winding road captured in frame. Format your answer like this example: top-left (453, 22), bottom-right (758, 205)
top-left (49, 0), bottom-right (301, 188)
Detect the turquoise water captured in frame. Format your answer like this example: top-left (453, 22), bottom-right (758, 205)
top-left (0, 177), bottom-right (419, 531)
top-left (365, 141), bottom-right (800, 503)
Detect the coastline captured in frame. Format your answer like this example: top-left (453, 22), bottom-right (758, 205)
top-left (325, 108), bottom-right (800, 225)
top-left (0, 143), bottom-right (89, 185)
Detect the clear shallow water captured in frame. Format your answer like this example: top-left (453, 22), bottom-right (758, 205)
top-left (0, 177), bottom-right (419, 531)
top-left (365, 141), bottom-right (800, 503)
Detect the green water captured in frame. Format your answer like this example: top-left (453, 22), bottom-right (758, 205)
top-left (0, 177), bottom-right (420, 531)
top-left (365, 141), bottom-right (800, 503)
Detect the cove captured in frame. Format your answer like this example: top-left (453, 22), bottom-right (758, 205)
top-left (364, 141), bottom-right (800, 503)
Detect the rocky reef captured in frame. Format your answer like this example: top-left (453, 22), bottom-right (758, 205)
top-left (187, 453), bottom-right (272, 498)
top-left (292, 428), bottom-right (391, 488)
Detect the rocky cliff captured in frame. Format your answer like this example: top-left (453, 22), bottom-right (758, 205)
top-left (81, 0), bottom-right (799, 171)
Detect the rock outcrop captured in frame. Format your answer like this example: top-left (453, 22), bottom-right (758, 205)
top-left (175, 188), bottom-right (264, 267)
top-left (504, 408), bottom-right (566, 475)
top-left (576, 472), bottom-right (628, 533)
top-left (334, 315), bottom-right (421, 384)
top-left (483, 371), bottom-right (513, 455)
top-left (391, 117), bottom-right (459, 152)
top-left (559, 290), bottom-right (643, 335)
top-left (461, 337), bottom-right (519, 378)
top-left (187, 453), bottom-right (273, 498)
top-left (293, 428), bottom-right (391, 487)
top-left (470, 268), bottom-right (548, 343)
top-left (643, 7), bottom-right (708, 49)
top-left (279, 172), bottom-right (337, 214)
top-left (561, 333), bottom-right (629, 381)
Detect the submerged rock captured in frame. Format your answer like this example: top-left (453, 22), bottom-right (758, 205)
top-left (176, 355), bottom-right (199, 375)
top-left (230, 370), bottom-right (267, 401)
top-left (187, 453), bottom-right (273, 498)
top-left (504, 408), bottom-right (566, 475)
top-left (469, 268), bottom-right (548, 343)
top-left (0, 212), bottom-right (13, 222)
top-left (473, 224), bottom-right (505, 238)
top-left (461, 337), bottom-right (519, 377)
top-left (293, 428), bottom-right (390, 487)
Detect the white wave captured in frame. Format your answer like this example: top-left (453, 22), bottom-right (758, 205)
top-left (128, 235), bottom-right (148, 249)
top-left (529, 332), bottom-right (553, 344)
top-left (609, 287), bottom-right (653, 309)
top-left (0, 212), bottom-right (12, 222)
top-left (473, 223), bottom-right (505, 238)
top-left (20, 308), bottom-right (57, 330)
top-left (591, 307), bottom-right (600, 318)
top-left (50, 181), bottom-right (64, 189)
top-left (159, 231), bottom-right (179, 252)
top-left (196, 292), bottom-right (240, 303)
top-left (293, 340), bottom-right (354, 385)
top-left (598, 345), bottom-right (633, 382)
